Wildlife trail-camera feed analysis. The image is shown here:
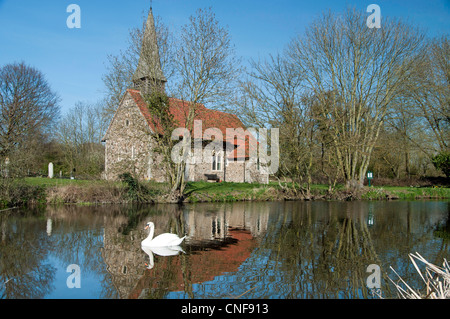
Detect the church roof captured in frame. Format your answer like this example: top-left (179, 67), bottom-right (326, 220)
top-left (128, 90), bottom-right (242, 133)
top-left (128, 89), bottom-right (257, 159)
top-left (132, 8), bottom-right (167, 83)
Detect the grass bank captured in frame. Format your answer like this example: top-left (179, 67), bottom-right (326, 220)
top-left (185, 182), bottom-right (450, 202)
top-left (1, 177), bottom-right (449, 208)
top-left (184, 181), bottom-right (284, 203)
top-left (361, 186), bottom-right (450, 200)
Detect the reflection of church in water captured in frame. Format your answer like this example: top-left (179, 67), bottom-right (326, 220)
top-left (101, 202), bottom-right (270, 299)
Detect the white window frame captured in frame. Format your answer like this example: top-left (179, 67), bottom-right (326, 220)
top-left (212, 152), bottom-right (223, 171)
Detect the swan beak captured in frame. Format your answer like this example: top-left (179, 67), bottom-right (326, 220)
top-left (144, 225), bottom-right (149, 230)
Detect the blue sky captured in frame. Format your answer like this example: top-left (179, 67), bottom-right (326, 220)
top-left (0, 0), bottom-right (449, 115)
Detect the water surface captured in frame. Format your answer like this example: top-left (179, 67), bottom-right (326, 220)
top-left (0, 200), bottom-right (448, 299)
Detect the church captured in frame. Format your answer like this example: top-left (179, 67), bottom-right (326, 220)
top-left (102, 8), bottom-right (269, 184)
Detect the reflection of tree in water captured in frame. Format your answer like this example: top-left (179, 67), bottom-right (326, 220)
top-left (259, 202), bottom-right (383, 298)
top-left (1, 205), bottom-right (134, 299)
top-left (117, 204), bottom-right (186, 237)
top-left (101, 203), bottom-right (188, 299)
top-left (2, 201), bottom-right (447, 299)
top-left (118, 205), bottom-right (151, 236)
top-left (317, 217), bottom-right (382, 298)
top-left (0, 209), bottom-right (55, 299)
top-left (433, 202), bottom-right (450, 241)
top-left (252, 201), bottom-right (450, 299)
top-left (46, 205), bottom-right (124, 299)
top-left (431, 202), bottom-right (449, 277)
top-left (129, 201), bottom-right (434, 299)
top-left (1, 204), bottom-right (189, 299)
top-left (369, 201), bottom-right (449, 296)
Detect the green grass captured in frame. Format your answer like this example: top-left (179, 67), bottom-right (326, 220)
top-left (184, 181), bottom-right (279, 202)
top-left (185, 181), bottom-right (264, 194)
top-left (362, 186), bottom-right (450, 200)
top-left (9, 177), bottom-right (450, 205)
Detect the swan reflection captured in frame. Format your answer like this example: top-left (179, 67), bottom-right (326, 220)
top-left (141, 245), bottom-right (184, 269)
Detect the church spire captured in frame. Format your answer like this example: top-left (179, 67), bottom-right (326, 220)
top-left (132, 7), bottom-right (167, 94)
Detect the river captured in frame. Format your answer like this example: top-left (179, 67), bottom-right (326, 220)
top-left (0, 200), bottom-right (448, 299)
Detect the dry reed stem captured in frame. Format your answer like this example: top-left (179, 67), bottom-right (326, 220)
top-left (389, 252), bottom-right (449, 299)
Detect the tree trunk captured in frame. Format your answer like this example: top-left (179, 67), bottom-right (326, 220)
top-left (346, 178), bottom-right (363, 191)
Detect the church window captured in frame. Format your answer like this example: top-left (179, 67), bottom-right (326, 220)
top-left (212, 152), bottom-right (223, 171)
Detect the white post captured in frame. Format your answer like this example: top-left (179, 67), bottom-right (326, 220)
top-left (48, 162), bottom-right (54, 179)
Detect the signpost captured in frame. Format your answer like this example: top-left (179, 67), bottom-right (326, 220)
top-left (367, 171), bottom-right (373, 187)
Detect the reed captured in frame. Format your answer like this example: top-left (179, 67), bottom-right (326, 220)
top-left (389, 252), bottom-right (449, 299)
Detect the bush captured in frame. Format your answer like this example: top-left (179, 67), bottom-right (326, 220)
top-left (0, 178), bottom-right (46, 208)
top-left (432, 152), bottom-right (450, 178)
top-left (118, 173), bottom-right (153, 203)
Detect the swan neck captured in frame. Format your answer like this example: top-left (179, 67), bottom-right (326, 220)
top-left (147, 223), bottom-right (154, 241)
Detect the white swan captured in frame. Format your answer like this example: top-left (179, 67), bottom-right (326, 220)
top-left (141, 222), bottom-right (186, 247)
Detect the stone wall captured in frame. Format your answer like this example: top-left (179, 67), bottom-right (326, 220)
top-left (186, 149), bottom-right (269, 184)
top-left (105, 92), bottom-right (152, 180)
top-left (105, 91), bottom-right (269, 184)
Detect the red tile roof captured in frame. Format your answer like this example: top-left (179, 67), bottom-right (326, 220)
top-left (128, 89), bottom-right (257, 159)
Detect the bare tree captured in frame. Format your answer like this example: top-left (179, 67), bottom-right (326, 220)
top-left (407, 36), bottom-right (449, 154)
top-left (170, 7), bottom-right (242, 196)
top-left (287, 8), bottom-right (425, 190)
top-left (378, 36), bottom-right (449, 178)
top-left (236, 53), bottom-right (320, 196)
top-left (0, 62), bottom-right (60, 174)
top-left (175, 7), bottom-right (241, 110)
top-left (57, 101), bottom-right (106, 177)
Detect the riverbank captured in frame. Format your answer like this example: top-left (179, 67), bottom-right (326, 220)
top-left (185, 182), bottom-right (450, 202)
top-left (1, 177), bottom-right (449, 209)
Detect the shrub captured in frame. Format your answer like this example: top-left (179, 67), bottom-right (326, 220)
top-left (432, 152), bottom-right (450, 178)
top-left (0, 178), bottom-right (46, 208)
top-left (118, 173), bottom-right (153, 203)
